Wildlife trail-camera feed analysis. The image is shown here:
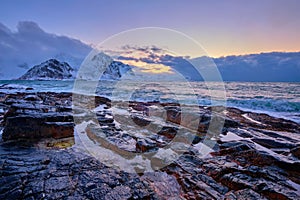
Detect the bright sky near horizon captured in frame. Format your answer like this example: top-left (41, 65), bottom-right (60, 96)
top-left (1, 0), bottom-right (300, 58)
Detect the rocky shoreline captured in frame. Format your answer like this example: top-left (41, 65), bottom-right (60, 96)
top-left (0, 92), bottom-right (300, 199)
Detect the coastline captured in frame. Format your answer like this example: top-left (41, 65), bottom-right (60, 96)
top-left (0, 91), bottom-right (300, 199)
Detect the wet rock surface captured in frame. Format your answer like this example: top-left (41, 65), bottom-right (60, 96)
top-left (1, 92), bottom-right (74, 141)
top-left (0, 93), bottom-right (300, 199)
top-left (0, 143), bottom-right (154, 200)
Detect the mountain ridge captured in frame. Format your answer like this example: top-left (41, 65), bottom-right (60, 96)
top-left (17, 58), bottom-right (132, 81)
top-left (18, 59), bottom-right (74, 80)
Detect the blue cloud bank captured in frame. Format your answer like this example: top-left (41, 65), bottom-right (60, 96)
top-left (0, 21), bottom-right (91, 79)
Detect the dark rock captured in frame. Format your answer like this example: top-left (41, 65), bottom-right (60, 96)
top-left (291, 146), bottom-right (300, 158)
top-left (85, 185), bottom-right (111, 199)
top-left (104, 186), bottom-right (132, 200)
top-left (1, 92), bottom-right (74, 141)
top-left (97, 116), bottom-right (114, 124)
top-left (224, 117), bottom-right (239, 128)
top-left (131, 114), bottom-right (151, 127)
top-left (0, 145), bottom-right (156, 200)
top-left (2, 115), bottom-right (74, 141)
top-left (216, 141), bottom-right (254, 156)
top-left (157, 126), bottom-right (177, 139)
top-left (252, 138), bottom-right (296, 149)
top-left (56, 106), bottom-right (72, 112)
top-left (142, 172), bottom-right (182, 199)
top-left (136, 138), bottom-right (157, 152)
top-left (42, 122), bottom-right (74, 139)
top-left (131, 103), bottom-right (149, 112)
top-left (24, 94), bottom-right (42, 101)
top-left (165, 106), bottom-right (181, 125)
top-left (45, 176), bottom-right (72, 192)
top-left (225, 189), bottom-right (268, 200)
top-left (95, 95), bottom-right (111, 107)
top-left (220, 172), bottom-right (255, 190)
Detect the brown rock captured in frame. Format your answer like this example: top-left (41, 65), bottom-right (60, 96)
top-left (291, 146), bottom-right (300, 158)
top-left (2, 114), bottom-right (74, 141)
top-left (131, 114), bottom-right (151, 127)
top-left (157, 126), bottom-right (177, 139)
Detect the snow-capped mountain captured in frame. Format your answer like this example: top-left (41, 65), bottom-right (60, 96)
top-left (76, 52), bottom-right (133, 80)
top-left (18, 55), bottom-right (133, 81)
top-left (18, 59), bottom-right (74, 80)
top-left (101, 61), bottom-right (132, 80)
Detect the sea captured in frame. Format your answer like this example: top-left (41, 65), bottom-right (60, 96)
top-left (0, 80), bottom-right (299, 123)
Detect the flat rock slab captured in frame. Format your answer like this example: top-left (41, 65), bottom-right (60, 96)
top-left (1, 92), bottom-right (74, 141)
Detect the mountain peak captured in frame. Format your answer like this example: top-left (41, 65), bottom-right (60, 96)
top-left (18, 59), bottom-right (74, 80)
top-left (18, 56), bottom-right (133, 81)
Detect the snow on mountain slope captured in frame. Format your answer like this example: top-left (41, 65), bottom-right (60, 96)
top-left (101, 61), bottom-right (132, 80)
top-left (18, 59), bottom-right (74, 80)
top-left (18, 54), bottom-right (133, 81)
top-left (76, 52), bottom-right (133, 80)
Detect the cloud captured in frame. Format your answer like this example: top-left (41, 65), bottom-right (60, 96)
top-left (139, 56), bottom-right (158, 64)
top-left (111, 44), bottom-right (300, 82)
top-left (121, 45), bottom-right (166, 55)
top-left (212, 52), bottom-right (300, 82)
top-left (117, 56), bottom-right (139, 62)
top-left (157, 55), bottom-right (204, 80)
top-left (0, 21), bottom-right (92, 79)
top-left (116, 48), bottom-right (204, 80)
top-left (17, 63), bottom-right (29, 69)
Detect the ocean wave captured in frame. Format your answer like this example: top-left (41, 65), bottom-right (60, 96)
top-left (227, 98), bottom-right (300, 113)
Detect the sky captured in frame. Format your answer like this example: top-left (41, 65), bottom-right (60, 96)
top-left (0, 0), bottom-right (300, 58)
